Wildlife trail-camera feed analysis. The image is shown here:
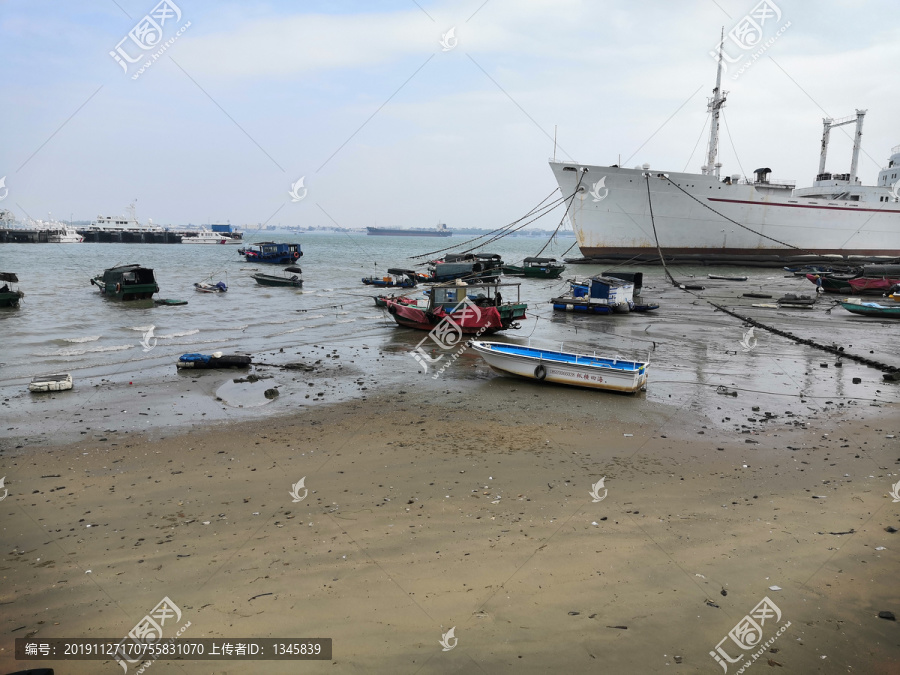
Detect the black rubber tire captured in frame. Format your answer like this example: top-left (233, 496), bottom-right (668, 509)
top-left (534, 364), bottom-right (547, 380)
top-left (387, 303), bottom-right (397, 314)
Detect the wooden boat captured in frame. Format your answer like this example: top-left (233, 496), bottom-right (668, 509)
top-left (29, 373), bottom-right (73, 392)
top-left (839, 298), bottom-right (900, 319)
top-left (503, 257), bottom-right (566, 279)
top-left (0, 273), bottom-right (25, 307)
top-left (776, 293), bottom-right (816, 308)
top-left (806, 273), bottom-right (859, 294)
top-left (194, 281), bottom-right (228, 293)
top-left (251, 266), bottom-right (303, 287)
top-left (362, 268), bottom-right (417, 288)
top-left (154, 298), bottom-right (188, 306)
top-left (176, 353), bottom-right (252, 369)
top-left (429, 253), bottom-right (503, 283)
top-left (551, 275), bottom-right (659, 313)
top-left (90, 264), bottom-right (158, 300)
top-left (384, 281), bottom-right (526, 334)
top-left (374, 293), bottom-right (420, 308)
top-left (471, 341), bottom-right (649, 393)
top-left (848, 276), bottom-right (900, 293)
top-left (239, 242), bottom-right (302, 264)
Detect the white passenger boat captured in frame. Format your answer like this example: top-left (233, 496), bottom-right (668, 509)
top-left (48, 226), bottom-right (84, 243)
top-left (181, 229), bottom-right (241, 244)
top-left (470, 341), bottom-right (649, 393)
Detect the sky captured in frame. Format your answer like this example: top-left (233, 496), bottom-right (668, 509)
top-left (1, 0), bottom-right (898, 229)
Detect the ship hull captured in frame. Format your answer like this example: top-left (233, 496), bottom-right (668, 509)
top-left (367, 227), bottom-right (451, 237)
top-left (549, 163), bottom-right (900, 262)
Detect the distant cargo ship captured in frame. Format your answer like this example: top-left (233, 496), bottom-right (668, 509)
top-left (367, 224), bottom-right (452, 237)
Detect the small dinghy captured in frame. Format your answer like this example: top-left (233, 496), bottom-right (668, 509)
top-left (176, 352), bottom-right (252, 369)
top-left (471, 341), bottom-right (649, 394)
top-left (194, 281), bottom-right (228, 293)
top-left (29, 373), bottom-right (73, 392)
top-left (839, 298), bottom-right (900, 319)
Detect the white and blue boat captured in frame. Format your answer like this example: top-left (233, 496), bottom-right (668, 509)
top-left (550, 274), bottom-right (659, 314)
top-left (470, 341), bottom-right (649, 393)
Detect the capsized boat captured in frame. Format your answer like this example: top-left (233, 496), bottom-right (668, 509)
top-left (176, 352), bottom-right (252, 369)
top-left (155, 298), bottom-right (188, 306)
top-left (0, 273), bottom-right (25, 307)
top-left (385, 281), bottom-right (526, 333)
top-left (362, 268), bottom-right (417, 288)
top-left (471, 341), bottom-right (649, 393)
top-left (90, 264), bottom-right (159, 300)
top-left (251, 265), bottom-right (303, 287)
top-left (839, 297), bottom-right (900, 319)
top-left (29, 372), bottom-right (73, 392)
top-left (503, 257), bottom-right (566, 279)
top-left (239, 242), bottom-right (302, 264)
top-left (194, 281), bottom-right (228, 293)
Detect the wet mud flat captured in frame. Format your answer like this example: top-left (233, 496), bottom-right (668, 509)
top-left (0, 386), bottom-right (897, 674)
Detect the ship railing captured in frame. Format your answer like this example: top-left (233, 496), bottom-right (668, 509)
top-left (762, 178), bottom-right (796, 188)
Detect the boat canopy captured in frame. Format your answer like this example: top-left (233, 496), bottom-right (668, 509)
top-left (0, 272), bottom-right (19, 282)
top-left (386, 268), bottom-right (416, 275)
top-left (474, 253), bottom-right (502, 261)
top-left (284, 266), bottom-right (303, 273)
top-left (524, 257), bottom-right (558, 264)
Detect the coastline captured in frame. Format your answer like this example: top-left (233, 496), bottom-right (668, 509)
top-left (1, 382), bottom-right (898, 673)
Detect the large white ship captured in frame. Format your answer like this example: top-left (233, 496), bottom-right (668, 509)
top-left (550, 49), bottom-right (900, 263)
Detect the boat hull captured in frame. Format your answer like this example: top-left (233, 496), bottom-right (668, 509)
top-left (471, 341), bottom-right (649, 393)
top-left (840, 299), bottom-right (900, 318)
top-left (252, 274), bottom-right (302, 287)
top-left (550, 162), bottom-right (900, 261)
top-left (385, 300), bottom-right (526, 333)
top-left (0, 291), bottom-right (24, 307)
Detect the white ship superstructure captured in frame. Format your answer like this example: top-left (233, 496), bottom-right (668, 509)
top-left (181, 229), bottom-right (241, 244)
top-left (550, 43), bottom-right (900, 262)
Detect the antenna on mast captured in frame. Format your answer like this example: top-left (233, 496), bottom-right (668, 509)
top-left (703, 28), bottom-right (728, 178)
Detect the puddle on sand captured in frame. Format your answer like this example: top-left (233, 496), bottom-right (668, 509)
top-left (215, 378), bottom-right (279, 408)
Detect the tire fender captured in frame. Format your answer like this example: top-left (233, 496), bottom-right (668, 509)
top-left (534, 364), bottom-right (547, 380)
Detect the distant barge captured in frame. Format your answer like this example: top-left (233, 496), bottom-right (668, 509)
top-left (367, 224), bottom-right (452, 237)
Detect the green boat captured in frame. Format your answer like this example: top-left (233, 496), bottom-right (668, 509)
top-left (90, 264), bottom-right (159, 300)
top-left (0, 272), bottom-right (25, 307)
top-left (503, 257), bottom-right (566, 279)
top-left (840, 298), bottom-right (900, 319)
top-left (252, 265), bottom-right (303, 287)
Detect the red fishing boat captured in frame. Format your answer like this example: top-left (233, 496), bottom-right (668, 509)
top-left (384, 282), bottom-right (526, 334)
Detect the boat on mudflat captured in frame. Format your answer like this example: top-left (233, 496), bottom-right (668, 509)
top-left (551, 273), bottom-right (659, 314)
top-left (29, 372), bottom-right (73, 392)
top-left (0, 273), bottom-right (25, 307)
top-left (251, 265), bottom-right (303, 287)
top-left (90, 264), bottom-right (159, 300)
top-left (176, 353), bottom-right (252, 369)
top-left (839, 298), bottom-right (900, 319)
top-left (471, 341), bottom-right (649, 393)
top-left (239, 242), bottom-right (302, 264)
top-left (503, 257), bottom-right (566, 279)
top-left (384, 281), bottom-right (526, 334)
top-left (362, 269), bottom-right (417, 288)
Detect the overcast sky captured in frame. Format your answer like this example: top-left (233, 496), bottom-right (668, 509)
top-left (2, 0), bottom-right (897, 229)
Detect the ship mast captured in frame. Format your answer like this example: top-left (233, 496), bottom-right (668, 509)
top-left (703, 29), bottom-right (727, 178)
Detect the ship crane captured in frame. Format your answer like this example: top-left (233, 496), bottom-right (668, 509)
top-left (817, 110), bottom-right (866, 185)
